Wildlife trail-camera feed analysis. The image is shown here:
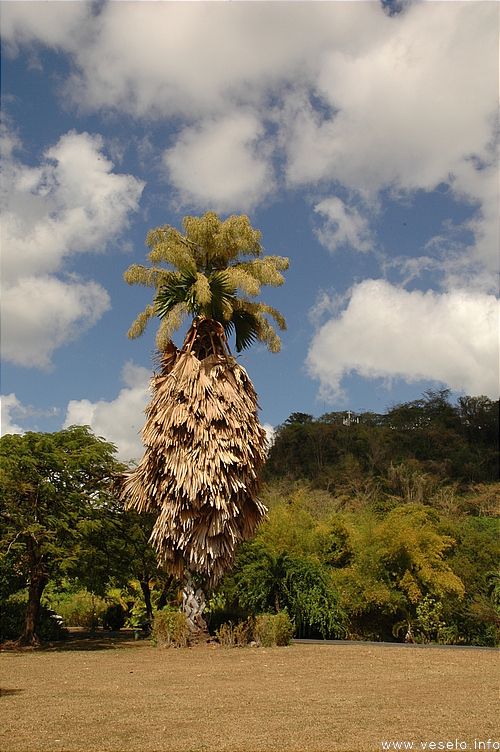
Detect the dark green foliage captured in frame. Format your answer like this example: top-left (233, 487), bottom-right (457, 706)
top-left (1, 390), bottom-right (496, 647)
top-left (315, 517), bottom-right (353, 567)
top-left (0, 551), bottom-right (26, 603)
top-left (1, 599), bottom-right (68, 642)
top-left (103, 603), bottom-right (126, 631)
top-left (213, 474), bottom-right (498, 645)
top-left (1, 426), bottom-right (172, 644)
top-left (333, 505), bottom-right (466, 642)
top-left (231, 542), bottom-right (347, 639)
top-left (264, 390), bottom-right (499, 488)
top-left (439, 517), bottom-right (500, 646)
top-left (155, 268), bottom-right (260, 352)
top-left (208, 493), bottom-right (350, 640)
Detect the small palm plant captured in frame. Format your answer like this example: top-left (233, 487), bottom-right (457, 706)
top-left (119, 212), bottom-right (289, 638)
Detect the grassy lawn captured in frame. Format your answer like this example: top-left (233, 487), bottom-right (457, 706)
top-left (1, 634), bottom-right (498, 752)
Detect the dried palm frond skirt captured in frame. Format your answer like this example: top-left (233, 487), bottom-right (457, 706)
top-left (118, 319), bottom-right (268, 587)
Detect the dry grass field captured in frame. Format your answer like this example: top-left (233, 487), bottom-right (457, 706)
top-left (1, 634), bottom-right (498, 752)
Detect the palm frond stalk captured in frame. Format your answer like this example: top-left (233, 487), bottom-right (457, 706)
top-left (119, 318), bottom-right (268, 635)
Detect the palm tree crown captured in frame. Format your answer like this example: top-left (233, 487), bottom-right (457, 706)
top-left (124, 212), bottom-right (289, 353)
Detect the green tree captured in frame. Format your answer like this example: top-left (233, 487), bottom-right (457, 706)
top-left (233, 543), bottom-right (347, 639)
top-left (264, 391), bottom-right (499, 491)
top-left (442, 516), bottom-right (500, 645)
top-left (114, 508), bottom-right (166, 621)
top-left (0, 427), bottom-right (120, 645)
top-left (72, 497), bottom-right (163, 622)
top-left (120, 213), bottom-right (289, 636)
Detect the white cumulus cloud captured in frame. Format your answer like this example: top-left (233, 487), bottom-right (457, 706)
top-left (0, 1), bottom-right (90, 56)
top-left (1, 393), bottom-right (26, 436)
top-left (307, 280), bottom-right (499, 401)
top-left (262, 422), bottom-right (276, 450)
top-left (2, 2), bottom-right (496, 274)
top-left (63, 361), bottom-right (151, 462)
top-left (2, 276), bottom-right (111, 370)
top-left (314, 197), bottom-right (373, 253)
top-left (164, 112), bottom-right (275, 213)
top-left (2, 0), bottom-right (498, 403)
top-left (0, 393), bottom-right (59, 436)
top-left (0, 2), bottom-right (380, 119)
top-left (2, 129), bottom-right (144, 285)
top-left (1, 128), bottom-right (144, 369)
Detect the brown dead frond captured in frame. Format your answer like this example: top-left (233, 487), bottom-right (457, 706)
top-left (119, 318), bottom-right (268, 587)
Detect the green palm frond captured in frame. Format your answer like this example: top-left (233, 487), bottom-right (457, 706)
top-left (204, 270), bottom-right (235, 321)
top-left (155, 269), bottom-right (260, 352)
top-left (155, 269), bottom-right (198, 320)
top-left (224, 309), bottom-right (259, 353)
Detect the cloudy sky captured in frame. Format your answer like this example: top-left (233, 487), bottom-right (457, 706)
top-left (1, 0), bottom-right (498, 461)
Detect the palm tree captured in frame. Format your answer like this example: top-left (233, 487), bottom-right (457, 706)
top-left (119, 212), bottom-right (289, 638)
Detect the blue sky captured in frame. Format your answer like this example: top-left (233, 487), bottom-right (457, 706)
top-left (1, 0), bottom-right (498, 462)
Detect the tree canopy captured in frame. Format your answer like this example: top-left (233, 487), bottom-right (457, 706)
top-left (265, 390), bottom-right (499, 487)
top-left (0, 427), bottom-right (122, 645)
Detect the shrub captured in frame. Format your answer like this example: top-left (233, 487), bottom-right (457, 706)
top-left (103, 603), bottom-right (126, 631)
top-left (272, 611), bottom-right (295, 645)
top-left (234, 544), bottom-right (347, 639)
top-left (51, 590), bottom-right (107, 628)
top-left (234, 618), bottom-right (253, 646)
top-left (215, 618), bottom-right (253, 648)
top-left (152, 607), bottom-right (188, 648)
top-left (253, 612), bottom-right (294, 647)
top-left (215, 622), bottom-right (235, 648)
top-left (207, 605), bottom-right (249, 635)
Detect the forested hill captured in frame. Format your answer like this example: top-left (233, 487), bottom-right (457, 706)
top-left (264, 390), bottom-right (499, 490)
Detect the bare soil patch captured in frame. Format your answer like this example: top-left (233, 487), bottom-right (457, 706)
top-left (0, 637), bottom-right (498, 752)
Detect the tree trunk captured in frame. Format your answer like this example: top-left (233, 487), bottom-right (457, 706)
top-left (140, 577), bottom-right (153, 621)
top-left (20, 574), bottom-right (48, 646)
top-left (182, 569), bottom-right (208, 642)
top-left (17, 571), bottom-right (49, 646)
top-left (17, 537), bottom-right (49, 647)
top-left (157, 575), bottom-right (175, 611)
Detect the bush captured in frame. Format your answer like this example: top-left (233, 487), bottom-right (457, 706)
top-left (103, 603), bottom-right (126, 631)
top-left (272, 611), bottom-right (295, 645)
top-left (0, 599), bottom-right (68, 642)
top-left (254, 612), bottom-right (294, 647)
top-left (215, 618), bottom-right (253, 648)
top-left (152, 607), bottom-right (188, 648)
top-left (51, 590), bottom-right (107, 628)
top-left (215, 622), bottom-right (235, 648)
top-left (234, 545), bottom-right (347, 639)
top-left (207, 605), bottom-right (249, 635)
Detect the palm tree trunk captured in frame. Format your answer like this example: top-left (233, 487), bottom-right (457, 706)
top-left (182, 569), bottom-right (207, 640)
